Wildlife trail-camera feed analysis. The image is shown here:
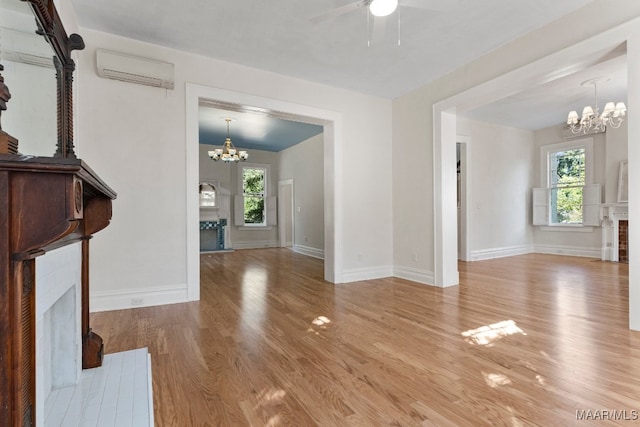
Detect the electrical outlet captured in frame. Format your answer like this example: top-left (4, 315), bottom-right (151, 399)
top-left (131, 297), bottom-right (143, 306)
top-left (412, 253), bottom-right (418, 262)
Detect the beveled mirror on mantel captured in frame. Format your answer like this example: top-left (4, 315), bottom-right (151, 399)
top-left (0, 0), bottom-right (84, 158)
top-left (0, 0), bottom-right (55, 156)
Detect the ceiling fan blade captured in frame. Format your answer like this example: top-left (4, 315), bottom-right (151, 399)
top-left (310, 1), bottom-right (365, 24)
top-left (371, 15), bottom-right (387, 44)
top-left (401, 0), bottom-right (460, 11)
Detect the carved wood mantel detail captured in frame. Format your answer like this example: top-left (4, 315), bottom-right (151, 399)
top-left (0, 158), bottom-right (116, 426)
top-left (29, 0), bottom-right (85, 158)
top-left (0, 1), bottom-right (116, 426)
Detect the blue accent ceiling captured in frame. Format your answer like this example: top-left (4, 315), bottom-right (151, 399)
top-left (199, 107), bottom-right (323, 152)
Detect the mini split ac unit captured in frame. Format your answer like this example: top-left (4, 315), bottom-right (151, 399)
top-left (0, 27), bottom-right (55, 68)
top-left (96, 49), bottom-right (175, 89)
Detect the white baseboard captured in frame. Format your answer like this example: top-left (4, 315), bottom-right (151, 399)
top-left (393, 266), bottom-right (435, 286)
top-left (91, 285), bottom-right (188, 312)
top-left (470, 245), bottom-right (533, 261)
top-left (341, 265), bottom-right (393, 283)
top-left (533, 244), bottom-right (600, 258)
top-left (232, 240), bottom-right (280, 250)
top-left (292, 244), bottom-right (324, 260)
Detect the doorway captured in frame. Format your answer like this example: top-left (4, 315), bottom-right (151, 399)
top-left (278, 179), bottom-right (294, 248)
top-left (186, 84), bottom-right (344, 301)
top-left (456, 140), bottom-right (469, 261)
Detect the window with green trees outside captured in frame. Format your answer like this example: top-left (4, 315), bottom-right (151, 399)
top-left (549, 148), bottom-right (585, 224)
top-left (242, 167), bottom-right (266, 225)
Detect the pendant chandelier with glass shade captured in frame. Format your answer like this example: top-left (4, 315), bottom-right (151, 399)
top-left (566, 78), bottom-right (626, 134)
top-left (208, 118), bottom-right (248, 162)
top-left (369, 0), bottom-right (398, 16)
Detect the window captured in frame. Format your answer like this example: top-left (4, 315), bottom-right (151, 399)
top-left (533, 138), bottom-right (600, 228)
top-left (242, 166), bottom-right (266, 225)
top-left (549, 148), bottom-right (585, 224)
top-left (235, 163), bottom-right (276, 227)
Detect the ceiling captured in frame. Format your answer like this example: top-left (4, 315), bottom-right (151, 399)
top-left (199, 105), bottom-right (323, 152)
top-left (12, 0), bottom-right (627, 147)
top-left (70, 0), bottom-right (596, 99)
top-left (462, 47), bottom-right (628, 130)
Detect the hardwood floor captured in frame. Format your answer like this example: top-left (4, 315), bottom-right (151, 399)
top-left (90, 250), bottom-right (639, 426)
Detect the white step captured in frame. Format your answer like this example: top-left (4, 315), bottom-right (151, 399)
top-left (44, 348), bottom-right (154, 427)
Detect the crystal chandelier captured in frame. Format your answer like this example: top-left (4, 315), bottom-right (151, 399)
top-left (566, 78), bottom-right (626, 134)
top-left (208, 118), bottom-right (248, 162)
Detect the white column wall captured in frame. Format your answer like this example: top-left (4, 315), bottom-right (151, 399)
top-left (457, 117), bottom-right (535, 259)
top-left (279, 134), bottom-right (325, 255)
top-left (628, 31), bottom-right (640, 331)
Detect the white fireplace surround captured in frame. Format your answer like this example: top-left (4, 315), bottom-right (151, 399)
top-left (600, 203), bottom-right (628, 262)
top-left (35, 242), bottom-right (83, 426)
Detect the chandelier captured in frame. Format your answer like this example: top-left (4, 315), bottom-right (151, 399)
top-left (208, 118), bottom-right (248, 162)
top-left (566, 78), bottom-right (626, 134)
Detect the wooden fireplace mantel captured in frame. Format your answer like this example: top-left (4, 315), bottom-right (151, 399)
top-left (0, 154), bottom-right (116, 426)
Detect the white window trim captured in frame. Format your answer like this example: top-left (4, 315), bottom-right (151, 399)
top-left (536, 138), bottom-right (596, 231)
top-left (238, 226), bottom-right (274, 231)
top-left (236, 162), bottom-right (271, 228)
top-left (540, 225), bottom-right (594, 232)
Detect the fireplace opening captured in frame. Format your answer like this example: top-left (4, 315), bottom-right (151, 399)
top-left (619, 220), bottom-right (629, 263)
top-left (35, 243), bottom-right (82, 423)
top-left (43, 286), bottom-right (78, 394)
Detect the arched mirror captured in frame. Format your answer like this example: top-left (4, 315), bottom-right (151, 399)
top-left (199, 181), bottom-right (217, 208)
top-left (0, 0), bottom-right (84, 158)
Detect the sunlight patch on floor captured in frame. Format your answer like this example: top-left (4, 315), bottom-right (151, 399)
top-left (462, 320), bottom-right (526, 346)
top-left (482, 371), bottom-right (512, 388)
top-left (307, 315), bottom-right (332, 335)
top-left (254, 388), bottom-right (287, 426)
top-left (312, 316), bottom-right (331, 326)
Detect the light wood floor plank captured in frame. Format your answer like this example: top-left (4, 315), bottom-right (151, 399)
top-left (91, 250), bottom-right (639, 426)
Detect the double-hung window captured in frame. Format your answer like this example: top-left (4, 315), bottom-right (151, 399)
top-left (549, 147), bottom-right (585, 224)
top-left (533, 138), bottom-right (600, 227)
top-left (234, 163), bottom-right (277, 227)
top-left (242, 166), bottom-right (266, 225)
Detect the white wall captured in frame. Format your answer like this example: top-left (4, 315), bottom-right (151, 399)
top-left (279, 134), bottom-right (325, 255)
top-left (393, 1), bottom-right (640, 281)
top-left (457, 118), bottom-right (535, 260)
top-left (605, 121), bottom-right (628, 203)
top-left (627, 30), bottom-right (640, 330)
top-left (76, 28), bottom-right (392, 309)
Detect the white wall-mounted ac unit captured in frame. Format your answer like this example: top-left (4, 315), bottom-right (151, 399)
top-left (0, 27), bottom-right (54, 68)
top-left (96, 49), bottom-right (175, 90)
